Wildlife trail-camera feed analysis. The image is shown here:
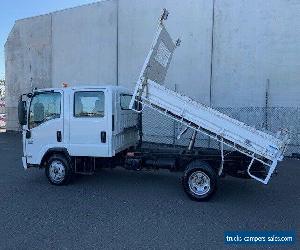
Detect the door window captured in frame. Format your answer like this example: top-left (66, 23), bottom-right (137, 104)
top-left (29, 92), bottom-right (61, 129)
top-left (74, 91), bottom-right (105, 117)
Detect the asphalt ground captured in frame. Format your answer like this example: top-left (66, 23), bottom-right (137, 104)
top-left (0, 132), bottom-right (299, 249)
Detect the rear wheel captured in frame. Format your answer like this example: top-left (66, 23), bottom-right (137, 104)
top-left (45, 154), bottom-right (73, 185)
top-left (182, 161), bottom-right (218, 201)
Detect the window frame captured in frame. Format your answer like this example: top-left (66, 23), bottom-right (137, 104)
top-left (73, 91), bottom-right (105, 118)
top-left (28, 91), bottom-right (62, 129)
top-left (120, 94), bottom-right (133, 110)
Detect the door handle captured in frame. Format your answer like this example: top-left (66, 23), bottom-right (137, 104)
top-left (57, 131), bottom-right (62, 142)
top-left (101, 131), bottom-right (106, 143)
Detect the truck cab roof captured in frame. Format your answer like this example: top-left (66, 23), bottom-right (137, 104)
top-left (33, 85), bottom-right (131, 93)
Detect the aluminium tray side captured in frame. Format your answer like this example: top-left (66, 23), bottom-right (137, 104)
top-left (136, 79), bottom-right (287, 163)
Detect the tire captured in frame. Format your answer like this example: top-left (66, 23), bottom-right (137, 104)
top-left (182, 161), bottom-right (218, 201)
top-left (45, 154), bottom-right (73, 185)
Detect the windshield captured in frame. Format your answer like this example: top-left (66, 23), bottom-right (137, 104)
top-left (29, 92), bottom-right (61, 129)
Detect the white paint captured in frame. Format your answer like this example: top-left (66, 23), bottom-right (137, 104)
top-left (22, 85), bottom-right (138, 167)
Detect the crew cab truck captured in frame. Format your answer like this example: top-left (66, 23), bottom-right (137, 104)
top-left (17, 10), bottom-right (289, 201)
top-left (17, 85), bottom-right (275, 201)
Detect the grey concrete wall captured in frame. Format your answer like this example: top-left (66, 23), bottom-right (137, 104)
top-left (212, 0), bottom-right (300, 108)
top-left (5, 15), bottom-right (52, 130)
top-left (118, 0), bottom-right (213, 104)
top-left (5, 1), bottom-right (118, 130)
top-left (52, 1), bottom-right (117, 87)
top-left (209, 0), bottom-right (300, 154)
top-left (4, 0), bottom-right (300, 153)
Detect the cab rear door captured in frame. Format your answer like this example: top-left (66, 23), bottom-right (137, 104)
top-left (68, 88), bottom-right (110, 157)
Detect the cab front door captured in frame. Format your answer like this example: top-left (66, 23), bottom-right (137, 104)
top-left (24, 90), bottom-right (63, 165)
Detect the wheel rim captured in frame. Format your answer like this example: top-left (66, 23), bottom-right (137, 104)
top-left (49, 160), bottom-right (66, 183)
top-left (188, 171), bottom-right (211, 196)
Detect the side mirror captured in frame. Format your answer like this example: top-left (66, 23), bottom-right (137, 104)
top-left (18, 97), bottom-right (27, 126)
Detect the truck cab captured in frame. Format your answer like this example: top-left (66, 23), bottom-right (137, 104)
top-left (19, 85), bottom-right (139, 170)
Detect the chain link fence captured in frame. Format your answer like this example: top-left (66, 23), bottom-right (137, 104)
top-left (141, 105), bottom-right (300, 156)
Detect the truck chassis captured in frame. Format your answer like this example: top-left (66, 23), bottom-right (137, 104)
top-left (39, 141), bottom-right (266, 201)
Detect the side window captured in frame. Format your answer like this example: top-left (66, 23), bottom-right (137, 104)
top-left (29, 92), bottom-right (61, 129)
top-left (120, 94), bottom-right (132, 110)
top-left (74, 91), bottom-right (105, 117)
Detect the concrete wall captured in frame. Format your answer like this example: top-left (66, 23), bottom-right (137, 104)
top-left (5, 1), bottom-right (118, 130)
top-left (210, 0), bottom-right (300, 154)
top-left (118, 0), bottom-right (213, 104)
top-left (52, 1), bottom-right (117, 87)
top-left (212, 0), bottom-right (300, 108)
top-left (4, 0), bottom-right (300, 152)
top-left (5, 15), bottom-right (52, 130)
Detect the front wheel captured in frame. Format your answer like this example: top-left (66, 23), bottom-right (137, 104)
top-left (45, 154), bottom-right (73, 185)
top-left (182, 161), bottom-right (218, 201)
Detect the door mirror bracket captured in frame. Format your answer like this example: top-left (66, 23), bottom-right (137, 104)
top-left (18, 96), bottom-right (27, 126)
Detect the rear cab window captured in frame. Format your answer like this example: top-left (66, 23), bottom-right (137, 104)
top-left (120, 94), bottom-right (132, 110)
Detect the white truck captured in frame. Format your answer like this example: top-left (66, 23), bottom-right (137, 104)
top-left (18, 10), bottom-right (289, 201)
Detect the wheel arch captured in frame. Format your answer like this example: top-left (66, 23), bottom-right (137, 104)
top-left (41, 148), bottom-right (71, 168)
top-left (185, 159), bottom-right (218, 174)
